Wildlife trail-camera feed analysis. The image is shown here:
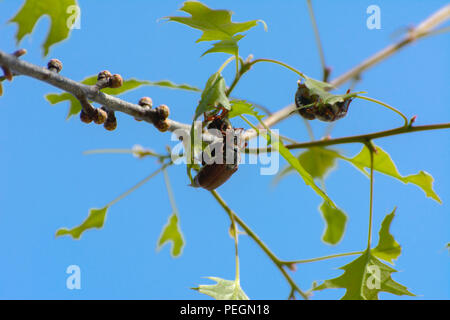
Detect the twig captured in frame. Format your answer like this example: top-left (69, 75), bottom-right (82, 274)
top-left (306, 0), bottom-right (328, 82)
top-left (281, 251), bottom-right (364, 265)
top-left (0, 50), bottom-right (191, 133)
top-left (254, 5), bottom-right (450, 133)
top-left (210, 190), bottom-right (309, 300)
top-left (245, 122), bottom-right (450, 153)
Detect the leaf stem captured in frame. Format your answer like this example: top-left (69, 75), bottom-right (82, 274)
top-left (250, 58), bottom-right (306, 79)
top-left (356, 95), bottom-right (408, 127)
top-left (367, 142), bottom-right (375, 249)
top-left (163, 168), bottom-right (179, 215)
top-left (210, 190), bottom-right (309, 299)
top-left (106, 162), bottom-right (171, 208)
top-left (281, 251), bottom-right (364, 265)
top-left (218, 55), bottom-right (236, 74)
top-left (306, 0), bottom-right (327, 81)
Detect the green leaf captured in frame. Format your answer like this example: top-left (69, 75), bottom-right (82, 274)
top-left (166, 1), bottom-right (264, 43)
top-left (56, 207), bottom-right (108, 239)
top-left (274, 148), bottom-right (340, 184)
top-left (299, 148), bottom-right (339, 179)
top-left (0, 82), bottom-right (3, 96)
top-left (143, 80), bottom-right (200, 92)
top-left (194, 72), bottom-right (230, 120)
top-left (193, 277), bottom-right (249, 300)
top-left (10, 0), bottom-right (79, 56)
top-left (45, 77), bottom-right (172, 119)
top-left (228, 100), bottom-right (264, 120)
top-left (372, 208), bottom-right (401, 263)
top-left (314, 250), bottom-right (414, 300)
top-left (343, 144), bottom-right (441, 203)
top-left (303, 76), bottom-right (361, 105)
top-left (201, 35), bottom-right (244, 57)
top-left (273, 141), bottom-right (334, 207)
top-left (320, 201), bottom-right (347, 245)
top-left (157, 213), bottom-right (184, 257)
top-left (242, 104), bottom-right (334, 207)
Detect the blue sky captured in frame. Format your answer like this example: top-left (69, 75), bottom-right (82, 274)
top-left (0, 0), bottom-right (448, 299)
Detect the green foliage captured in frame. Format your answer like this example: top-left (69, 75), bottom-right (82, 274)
top-left (372, 208), bottom-right (401, 263)
top-left (193, 72), bottom-right (230, 120)
top-left (301, 76), bottom-right (361, 105)
top-left (157, 213), bottom-right (184, 257)
top-left (344, 144), bottom-right (441, 203)
top-left (314, 250), bottom-right (414, 300)
top-left (275, 148), bottom-right (339, 183)
top-left (56, 207), bottom-right (108, 239)
top-left (0, 82), bottom-right (3, 96)
top-left (143, 80), bottom-right (200, 92)
top-left (166, 1), bottom-right (265, 57)
top-left (201, 35), bottom-right (244, 57)
top-left (10, 0), bottom-right (79, 56)
top-left (299, 148), bottom-right (339, 179)
top-left (193, 277), bottom-right (249, 300)
top-left (320, 202), bottom-right (347, 245)
top-left (46, 77), bottom-right (197, 119)
top-left (275, 142), bottom-right (335, 206)
top-left (241, 106), bottom-right (335, 207)
top-left (228, 100), bottom-right (264, 120)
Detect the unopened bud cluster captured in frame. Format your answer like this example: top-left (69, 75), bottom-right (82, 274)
top-left (136, 96), bottom-right (171, 132)
top-left (79, 70), bottom-right (123, 130)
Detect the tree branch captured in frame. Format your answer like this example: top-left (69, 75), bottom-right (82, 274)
top-left (246, 122), bottom-right (450, 153)
top-left (254, 4), bottom-right (450, 133)
top-left (0, 50), bottom-right (191, 133)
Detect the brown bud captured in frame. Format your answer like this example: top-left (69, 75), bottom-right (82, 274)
top-left (110, 74), bottom-right (123, 88)
top-left (155, 119), bottom-right (170, 132)
top-left (80, 110), bottom-right (93, 124)
top-left (156, 104), bottom-right (170, 120)
top-left (1, 66), bottom-right (13, 81)
top-left (47, 59), bottom-right (62, 73)
top-left (104, 108), bottom-right (117, 131)
top-left (138, 97), bottom-right (153, 108)
top-left (104, 118), bottom-right (117, 131)
top-left (93, 108), bottom-right (108, 124)
top-left (13, 49), bottom-right (27, 58)
top-left (97, 70), bottom-right (112, 81)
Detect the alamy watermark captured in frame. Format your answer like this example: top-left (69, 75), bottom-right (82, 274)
top-left (367, 5), bottom-right (381, 30)
top-left (66, 264), bottom-right (81, 290)
top-left (169, 123), bottom-right (280, 175)
top-left (66, 5), bottom-right (81, 30)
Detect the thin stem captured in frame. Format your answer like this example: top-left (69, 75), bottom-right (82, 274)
top-left (230, 209), bottom-right (240, 283)
top-left (306, 0), bottom-right (327, 81)
top-left (210, 190), bottom-right (309, 300)
top-left (163, 168), bottom-right (179, 215)
top-left (251, 58), bottom-right (306, 78)
top-left (218, 55), bottom-right (236, 74)
top-left (279, 134), bottom-right (300, 144)
top-left (282, 251), bottom-right (364, 265)
top-left (83, 148), bottom-right (168, 159)
top-left (239, 114), bottom-right (259, 134)
top-left (356, 95), bottom-right (408, 127)
top-left (245, 123), bottom-right (450, 153)
top-left (106, 162), bottom-right (171, 207)
top-left (367, 142), bottom-right (375, 249)
top-left (303, 117), bottom-right (315, 141)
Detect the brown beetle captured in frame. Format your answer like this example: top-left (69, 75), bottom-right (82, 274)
top-left (295, 82), bottom-right (353, 122)
top-left (191, 109), bottom-right (242, 191)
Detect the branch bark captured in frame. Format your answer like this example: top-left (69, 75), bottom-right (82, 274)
top-left (0, 50), bottom-right (191, 133)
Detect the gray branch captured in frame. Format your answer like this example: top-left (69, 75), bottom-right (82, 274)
top-left (0, 50), bottom-right (191, 134)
